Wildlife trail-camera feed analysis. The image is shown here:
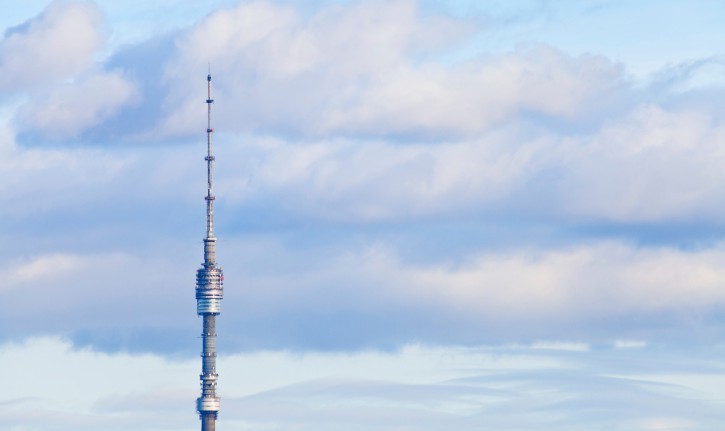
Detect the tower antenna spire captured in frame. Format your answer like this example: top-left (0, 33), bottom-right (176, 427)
top-left (196, 72), bottom-right (223, 431)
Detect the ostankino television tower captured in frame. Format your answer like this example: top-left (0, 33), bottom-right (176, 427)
top-left (195, 73), bottom-right (224, 431)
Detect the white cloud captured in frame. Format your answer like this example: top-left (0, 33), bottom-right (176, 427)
top-left (0, 2), bottom-right (139, 138)
top-left (401, 242), bottom-right (725, 320)
top-left (0, 136), bottom-right (132, 218)
top-left (0, 337), bottom-right (195, 430)
top-left (3, 253), bottom-right (82, 287)
top-left (2, 337), bottom-right (724, 431)
top-left (2, 0), bottom-right (725, 352)
top-left (317, 44), bottom-right (624, 137)
top-left (154, 0), bottom-right (622, 138)
top-left (557, 104), bottom-right (725, 222)
top-left (0, 1), bottom-right (104, 93)
top-left (6, 234), bottom-right (725, 348)
top-left (213, 99), bottom-right (725, 224)
top-left (0, 118), bottom-right (200, 221)
top-left (222, 239), bottom-right (725, 342)
top-left (613, 340), bottom-right (647, 349)
top-left (530, 341), bottom-right (590, 352)
top-left (639, 417), bottom-right (698, 430)
top-left (0, 250), bottom-right (195, 341)
top-left (221, 136), bottom-right (536, 221)
top-left (20, 71), bottom-right (138, 138)
top-left (4, 2), bottom-right (725, 428)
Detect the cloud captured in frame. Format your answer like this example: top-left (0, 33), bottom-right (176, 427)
top-left (215, 100), bottom-right (725, 224)
top-left (0, 135), bottom-right (133, 221)
top-left (550, 104), bottom-right (725, 222)
top-left (316, 45), bottom-right (624, 138)
top-left (4, 236), bottom-right (725, 353)
top-left (220, 136), bottom-right (536, 222)
top-left (3, 337), bottom-right (725, 431)
top-left (2, 253), bottom-right (83, 287)
top-left (154, 0), bottom-right (623, 139)
top-left (4, 2), bottom-right (725, 429)
top-left (19, 71), bottom-right (138, 138)
top-left (224, 372), bottom-right (714, 431)
top-left (2, 0), bottom-right (725, 355)
top-left (0, 337), bottom-right (195, 430)
top-left (0, 2), bottom-right (139, 140)
top-left (0, 252), bottom-right (196, 351)
top-left (0, 1), bottom-right (104, 94)
top-left (225, 241), bottom-right (725, 349)
top-left (404, 242), bottom-right (725, 319)
top-left (10, 99), bottom-right (724, 231)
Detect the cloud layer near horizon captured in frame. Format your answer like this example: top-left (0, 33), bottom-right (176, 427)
top-left (3, 337), bottom-right (725, 431)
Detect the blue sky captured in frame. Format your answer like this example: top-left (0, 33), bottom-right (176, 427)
top-left (2, 0), bottom-right (725, 430)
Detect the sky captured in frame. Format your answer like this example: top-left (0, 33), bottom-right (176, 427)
top-left (2, 0), bottom-right (725, 429)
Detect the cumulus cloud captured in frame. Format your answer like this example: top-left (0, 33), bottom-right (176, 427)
top-left (0, 251), bottom-right (194, 345)
top-left (220, 136), bottom-right (537, 221)
top-left (0, 1), bottom-right (104, 93)
top-left (0, 2), bottom-right (141, 140)
top-left (3, 237), bottom-right (725, 352)
top-left (19, 71), bottom-right (138, 138)
top-left (216, 99), bottom-right (725, 224)
top-left (404, 242), bottom-right (725, 320)
top-left (3, 0), bottom-right (725, 354)
top-left (5, 2), bottom-right (725, 429)
top-left (154, 0), bottom-right (624, 139)
top-left (0, 135), bottom-right (132, 220)
top-left (317, 45), bottom-right (624, 137)
top-left (190, 239), bottom-right (725, 350)
top-left (557, 104), bottom-right (725, 222)
top-left (2, 253), bottom-right (83, 287)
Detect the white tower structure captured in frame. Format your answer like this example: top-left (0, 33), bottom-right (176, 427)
top-left (196, 73), bottom-right (223, 431)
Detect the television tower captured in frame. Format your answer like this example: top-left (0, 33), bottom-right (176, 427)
top-left (196, 72), bottom-right (223, 431)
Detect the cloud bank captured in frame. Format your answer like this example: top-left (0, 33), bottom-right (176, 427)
top-left (1, 0), bottom-right (725, 355)
top-left (2, 240), bottom-right (725, 352)
top-left (3, 337), bottom-right (725, 431)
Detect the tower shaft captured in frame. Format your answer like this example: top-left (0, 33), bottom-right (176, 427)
top-left (196, 73), bottom-right (223, 431)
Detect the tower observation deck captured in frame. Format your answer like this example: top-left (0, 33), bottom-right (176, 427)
top-left (196, 73), bottom-right (223, 431)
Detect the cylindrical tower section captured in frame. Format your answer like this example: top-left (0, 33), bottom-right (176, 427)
top-left (201, 413), bottom-right (216, 431)
top-left (202, 315), bottom-right (217, 373)
top-left (204, 238), bottom-right (216, 265)
top-left (198, 315), bottom-right (220, 417)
